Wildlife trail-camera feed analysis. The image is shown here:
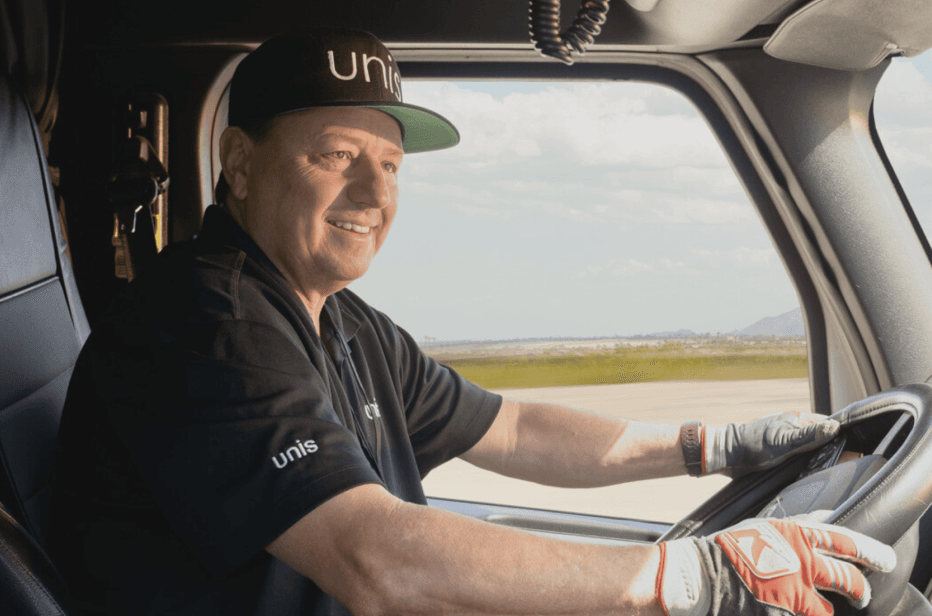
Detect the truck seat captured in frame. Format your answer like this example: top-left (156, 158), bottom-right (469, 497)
top-left (0, 69), bottom-right (87, 614)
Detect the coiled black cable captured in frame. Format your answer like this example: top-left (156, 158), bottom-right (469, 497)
top-left (529, 0), bottom-right (611, 65)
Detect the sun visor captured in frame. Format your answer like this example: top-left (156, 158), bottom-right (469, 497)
top-left (764, 0), bottom-right (932, 71)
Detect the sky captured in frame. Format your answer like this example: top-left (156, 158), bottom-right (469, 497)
top-left (873, 53), bottom-right (932, 229)
top-left (348, 53), bottom-right (932, 343)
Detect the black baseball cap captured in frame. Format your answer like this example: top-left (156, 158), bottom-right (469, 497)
top-left (228, 27), bottom-right (460, 153)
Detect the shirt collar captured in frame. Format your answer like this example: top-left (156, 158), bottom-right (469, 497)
top-left (201, 205), bottom-right (362, 342)
top-left (199, 205), bottom-right (283, 278)
top-left (323, 294), bottom-right (362, 343)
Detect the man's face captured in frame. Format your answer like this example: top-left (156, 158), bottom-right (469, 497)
top-left (237, 107), bottom-right (403, 298)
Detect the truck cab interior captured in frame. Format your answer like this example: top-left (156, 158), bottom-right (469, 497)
top-left (3, 0), bottom-right (932, 614)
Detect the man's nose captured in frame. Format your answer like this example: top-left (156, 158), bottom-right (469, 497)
top-left (348, 156), bottom-right (392, 209)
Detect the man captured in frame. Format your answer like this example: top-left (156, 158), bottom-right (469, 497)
top-left (51, 27), bottom-right (894, 616)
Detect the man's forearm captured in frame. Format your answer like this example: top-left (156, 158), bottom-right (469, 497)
top-left (268, 484), bottom-right (664, 616)
top-left (462, 399), bottom-right (687, 487)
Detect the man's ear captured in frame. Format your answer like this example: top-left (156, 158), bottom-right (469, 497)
top-left (219, 126), bottom-right (253, 201)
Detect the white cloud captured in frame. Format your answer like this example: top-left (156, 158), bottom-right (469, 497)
top-left (565, 113), bottom-right (721, 167)
top-left (693, 247), bottom-right (778, 269)
top-left (612, 259), bottom-right (653, 275)
top-left (875, 59), bottom-right (932, 126)
top-left (875, 126), bottom-right (932, 173)
top-left (405, 81), bottom-right (729, 170)
top-left (874, 58), bottom-right (932, 170)
top-left (396, 80), bottom-right (758, 232)
top-left (874, 55), bottom-right (932, 226)
top-left (579, 258), bottom-right (653, 278)
top-left (402, 171), bottom-right (754, 228)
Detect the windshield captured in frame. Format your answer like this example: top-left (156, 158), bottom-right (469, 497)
top-left (349, 79), bottom-right (807, 521)
top-left (351, 80), bottom-right (801, 343)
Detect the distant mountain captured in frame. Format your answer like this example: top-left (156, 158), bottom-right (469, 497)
top-left (737, 307), bottom-right (804, 336)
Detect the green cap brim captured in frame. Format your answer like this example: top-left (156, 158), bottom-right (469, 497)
top-left (373, 103), bottom-right (460, 153)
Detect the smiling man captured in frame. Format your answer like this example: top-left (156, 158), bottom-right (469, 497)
top-left (220, 106), bottom-right (402, 331)
top-left (50, 27), bottom-right (894, 616)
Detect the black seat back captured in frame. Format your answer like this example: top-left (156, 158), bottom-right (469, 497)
top-left (0, 37), bottom-right (88, 616)
top-left (0, 69), bottom-right (88, 549)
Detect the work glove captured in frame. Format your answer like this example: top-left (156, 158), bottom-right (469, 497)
top-left (684, 413), bottom-right (840, 478)
top-left (657, 516), bottom-right (897, 616)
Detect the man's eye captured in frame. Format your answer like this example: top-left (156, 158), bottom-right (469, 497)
top-left (323, 151), bottom-right (352, 161)
top-left (383, 162), bottom-right (398, 173)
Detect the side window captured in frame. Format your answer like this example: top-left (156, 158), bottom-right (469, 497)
top-left (873, 53), bottom-right (932, 241)
top-left (349, 80), bottom-right (808, 522)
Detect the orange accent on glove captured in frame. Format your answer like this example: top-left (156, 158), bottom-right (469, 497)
top-left (715, 519), bottom-right (895, 616)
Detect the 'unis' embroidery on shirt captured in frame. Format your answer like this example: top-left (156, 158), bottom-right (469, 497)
top-left (364, 402), bottom-right (381, 420)
top-left (271, 439), bottom-right (319, 469)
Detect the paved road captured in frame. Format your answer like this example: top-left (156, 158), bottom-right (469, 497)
top-left (422, 378), bottom-right (811, 523)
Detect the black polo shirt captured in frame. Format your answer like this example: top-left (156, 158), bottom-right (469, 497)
top-left (50, 206), bottom-right (502, 616)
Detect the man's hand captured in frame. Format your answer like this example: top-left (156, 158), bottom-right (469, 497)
top-left (657, 517), bottom-right (896, 616)
top-left (702, 413), bottom-right (840, 477)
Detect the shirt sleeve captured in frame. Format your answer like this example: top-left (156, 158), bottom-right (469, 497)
top-left (392, 322), bottom-right (503, 477)
top-left (102, 318), bottom-right (383, 577)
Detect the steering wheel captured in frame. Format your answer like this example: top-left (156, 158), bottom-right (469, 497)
top-left (656, 383), bottom-right (932, 616)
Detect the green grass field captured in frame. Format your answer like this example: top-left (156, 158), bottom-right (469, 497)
top-left (437, 342), bottom-right (808, 390)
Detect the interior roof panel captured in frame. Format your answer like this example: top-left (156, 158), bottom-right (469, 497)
top-left (71, 0), bottom-right (806, 51)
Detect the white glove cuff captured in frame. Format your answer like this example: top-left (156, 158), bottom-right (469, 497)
top-left (703, 425), bottom-right (727, 475)
top-left (658, 539), bottom-right (711, 616)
